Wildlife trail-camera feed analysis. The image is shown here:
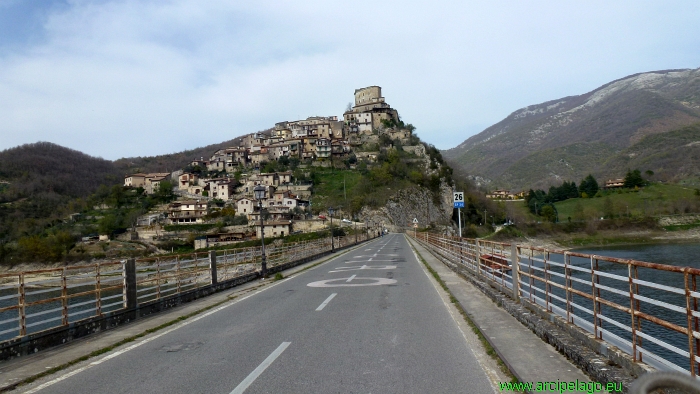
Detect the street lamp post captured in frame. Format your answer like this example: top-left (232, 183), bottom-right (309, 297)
top-left (254, 185), bottom-right (267, 278)
top-left (328, 207), bottom-right (335, 252)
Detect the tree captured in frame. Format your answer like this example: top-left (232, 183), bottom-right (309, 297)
top-left (98, 214), bottom-right (120, 236)
top-left (623, 169), bottom-right (645, 188)
top-left (540, 205), bottom-right (557, 223)
top-left (579, 174), bottom-right (599, 198)
top-left (154, 181), bottom-right (175, 202)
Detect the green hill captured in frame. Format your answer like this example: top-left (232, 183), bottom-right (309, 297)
top-left (554, 183), bottom-right (699, 221)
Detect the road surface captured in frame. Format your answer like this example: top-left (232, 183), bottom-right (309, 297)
top-left (23, 234), bottom-right (496, 394)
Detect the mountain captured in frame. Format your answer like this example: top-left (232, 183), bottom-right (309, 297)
top-left (0, 142), bottom-right (121, 201)
top-left (443, 68), bottom-right (700, 190)
top-left (0, 142), bottom-right (124, 242)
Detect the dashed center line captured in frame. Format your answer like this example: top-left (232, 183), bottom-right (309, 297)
top-left (346, 275), bottom-right (356, 282)
top-left (230, 342), bottom-right (291, 394)
top-left (315, 293), bottom-right (337, 311)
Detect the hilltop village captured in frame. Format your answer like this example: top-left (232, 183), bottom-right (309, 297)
top-left (122, 86), bottom-right (420, 246)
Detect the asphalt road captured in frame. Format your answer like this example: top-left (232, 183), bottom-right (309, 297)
top-left (24, 234), bottom-right (496, 394)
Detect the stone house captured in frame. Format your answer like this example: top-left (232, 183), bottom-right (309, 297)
top-left (208, 178), bottom-right (237, 200)
top-left (605, 179), bottom-right (625, 189)
top-left (124, 173), bottom-right (147, 187)
top-left (316, 138), bottom-right (331, 159)
top-left (236, 198), bottom-right (256, 217)
top-left (254, 221), bottom-right (292, 239)
top-left (178, 173), bottom-right (198, 189)
top-left (167, 200), bottom-right (208, 224)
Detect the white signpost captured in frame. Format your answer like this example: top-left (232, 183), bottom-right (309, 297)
top-left (453, 192), bottom-right (464, 237)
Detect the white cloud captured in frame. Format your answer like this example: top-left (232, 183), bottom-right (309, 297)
top-left (1, 0), bottom-right (699, 158)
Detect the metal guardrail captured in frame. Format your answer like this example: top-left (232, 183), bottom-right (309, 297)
top-left (0, 233), bottom-right (370, 343)
top-left (409, 231), bottom-right (700, 376)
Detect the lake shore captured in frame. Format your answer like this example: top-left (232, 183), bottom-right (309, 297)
top-left (514, 227), bottom-right (700, 251)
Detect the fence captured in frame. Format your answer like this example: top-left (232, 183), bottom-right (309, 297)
top-left (409, 231), bottom-right (700, 376)
top-left (0, 233), bottom-right (370, 344)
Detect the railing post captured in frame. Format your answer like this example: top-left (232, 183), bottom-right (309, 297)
top-left (628, 262), bottom-right (638, 361)
top-left (95, 263), bottom-right (102, 316)
top-left (123, 258), bottom-right (137, 310)
top-left (61, 269), bottom-right (68, 326)
top-left (176, 255), bottom-right (181, 294)
top-left (210, 251), bottom-right (218, 286)
top-left (544, 251), bottom-right (550, 312)
top-left (475, 238), bottom-right (482, 277)
top-left (156, 258), bottom-right (161, 300)
top-left (511, 244), bottom-right (520, 302)
top-left (18, 273), bottom-right (26, 337)
top-left (694, 274), bottom-right (699, 375)
top-left (685, 271), bottom-right (696, 376)
top-left (565, 253), bottom-right (572, 323)
top-left (591, 256), bottom-right (602, 340)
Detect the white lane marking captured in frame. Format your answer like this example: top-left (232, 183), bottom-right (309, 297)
top-left (330, 265), bottom-right (397, 273)
top-left (344, 260), bottom-right (396, 264)
top-left (315, 293), bottom-right (337, 311)
top-left (307, 277), bottom-right (397, 287)
top-left (22, 278), bottom-right (295, 393)
top-left (230, 342), bottom-right (291, 394)
top-left (346, 275), bottom-right (356, 282)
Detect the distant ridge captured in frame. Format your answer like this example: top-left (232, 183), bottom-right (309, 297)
top-left (112, 134), bottom-right (255, 175)
top-left (443, 68), bottom-right (700, 190)
top-left (0, 141), bottom-right (121, 199)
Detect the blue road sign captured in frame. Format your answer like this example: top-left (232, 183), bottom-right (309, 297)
top-left (453, 192), bottom-right (464, 208)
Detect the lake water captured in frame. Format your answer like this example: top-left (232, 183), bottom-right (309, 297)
top-left (569, 242), bottom-right (700, 372)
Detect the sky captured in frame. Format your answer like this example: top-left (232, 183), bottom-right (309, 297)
top-left (1, 0), bottom-right (699, 160)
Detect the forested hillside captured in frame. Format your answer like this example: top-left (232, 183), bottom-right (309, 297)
top-left (0, 142), bottom-right (124, 261)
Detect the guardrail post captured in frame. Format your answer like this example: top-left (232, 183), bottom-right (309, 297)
top-left (18, 273), bottom-right (26, 337)
top-left (61, 269), bottom-right (68, 326)
top-left (123, 258), bottom-right (137, 310)
top-left (475, 238), bottom-right (482, 277)
top-left (95, 263), bottom-right (102, 316)
top-left (511, 244), bottom-right (520, 301)
top-left (685, 271), bottom-right (696, 376)
top-left (210, 251), bottom-right (218, 286)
